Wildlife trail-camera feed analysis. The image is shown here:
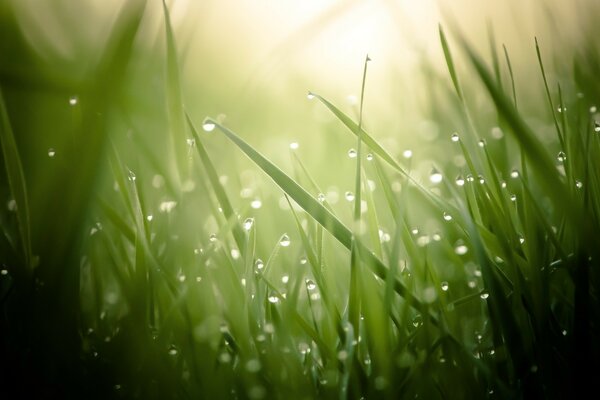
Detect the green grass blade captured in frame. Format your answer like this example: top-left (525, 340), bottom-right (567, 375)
top-left (0, 88), bottom-right (32, 270)
top-left (439, 25), bottom-right (463, 102)
top-left (187, 113), bottom-right (246, 254)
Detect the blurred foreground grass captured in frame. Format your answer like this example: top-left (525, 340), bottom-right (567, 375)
top-left (1, 0), bottom-right (600, 398)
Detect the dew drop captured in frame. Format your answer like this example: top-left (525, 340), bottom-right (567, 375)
top-left (345, 191), bottom-right (355, 201)
top-left (243, 217), bottom-right (254, 231)
top-left (168, 346), bottom-right (178, 356)
top-left (510, 170), bottom-right (519, 179)
top-left (348, 148), bottom-right (357, 158)
top-left (478, 139), bottom-right (486, 148)
top-left (209, 233), bottom-right (217, 242)
top-left (366, 153), bottom-right (373, 161)
top-left (186, 138), bottom-right (195, 147)
top-left (281, 275), bottom-right (289, 284)
top-left (455, 175), bottom-right (465, 186)
top-left (202, 118), bottom-right (215, 132)
top-left (478, 175), bottom-right (485, 184)
top-left (127, 170), bottom-right (136, 182)
top-left (595, 122), bottom-right (600, 132)
top-left (250, 199), bottom-right (262, 209)
top-left (510, 194), bottom-right (517, 202)
top-left (451, 133), bottom-right (460, 142)
top-left (307, 91), bottom-right (315, 100)
top-left (317, 193), bottom-right (326, 202)
top-left (246, 359), bottom-right (262, 372)
top-left (48, 148), bottom-right (56, 158)
top-left (441, 281), bottom-right (449, 291)
top-left (255, 258), bottom-right (264, 271)
top-left (429, 168), bottom-right (443, 184)
top-left (402, 149), bottom-right (413, 159)
top-left (305, 279), bottom-right (316, 291)
top-left (268, 294), bottom-right (279, 304)
top-left (480, 292), bottom-right (489, 300)
top-left (69, 95), bottom-right (78, 106)
top-left (575, 180), bottom-right (583, 189)
top-left (557, 151), bottom-right (566, 163)
top-left (0, 269), bottom-right (8, 276)
top-left (279, 234), bottom-right (291, 247)
top-left (443, 212), bottom-right (452, 221)
top-left (454, 241), bottom-right (468, 255)
top-left (159, 201), bottom-right (177, 213)
top-left (590, 106), bottom-right (597, 113)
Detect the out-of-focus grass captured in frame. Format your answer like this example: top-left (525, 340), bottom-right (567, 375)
top-left (1, 0), bottom-right (600, 398)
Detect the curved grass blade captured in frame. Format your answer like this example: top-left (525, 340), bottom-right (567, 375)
top-left (0, 88), bottom-right (32, 270)
top-left (204, 118), bottom-right (430, 315)
top-left (187, 113), bottom-right (245, 254)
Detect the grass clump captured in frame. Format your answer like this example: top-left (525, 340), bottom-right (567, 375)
top-left (1, 1), bottom-right (599, 399)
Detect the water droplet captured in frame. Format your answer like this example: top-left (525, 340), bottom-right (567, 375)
top-left (127, 170), bottom-right (136, 182)
top-left (478, 139), bottom-right (486, 148)
top-left (491, 126), bottom-right (503, 139)
top-left (305, 279), bottom-right (316, 290)
top-left (202, 118), bottom-right (215, 132)
top-left (69, 96), bottom-right (78, 106)
top-left (279, 234), bottom-right (291, 247)
top-left (411, 227), bottom-right (419, 235)
top-left (250, 199), bottom-right (262, 209)
top-left (455, 175), bottom-right (465, 186)
top-left (7, 199), bottom-right (17, 212)
top-left (281, 275), bottom-right (289, 284)
top-left (402, 149), bottom-right (413, 159)
top-left (168, 346), bottom-right (178, 356)
top-left (557, 151), bottom-right (566, 163)
top-left (209, 233), bottom-right (217, 242)
top-left (186, 138), bottom-right (195, 147)
top-left (348, 148), bottom-right (357, 158)
top-left (0, 269), bottom-right (8, 276)
top-left (557, 106), bottom-right (565, 113)
top-left (429, 168), bottom-right (443, 184)
top-left (178, 274), bottom-right (186, 283)
top-left (366, 153), bottom-right (373, 161)
top-left (519, 236), bottom-right (525, 244)
top-left (441, 282), bottom-right (449, 291)
top-left (243, 217), bottom-right (254, 231)
top-left (317, 193), bottom-right (326, 202)
top-left (510, 170), bottom-right (519, 179)
top-left (510, 194), bottom-right (517, 202)
top-left (595, 122), bottom-right (600, 132)
top-left (159, 201), bottom-right (177, 213)
top-left (575, 180), bottom-right (583, 189)
top-left (47, 148), bottom-right (56, 158)
top-left (478, 175), bottom-right (485, 184)
top-left (289, 142), bottom-right (299, 150)
top-left (337, 350), bottom-right (348, 361)
top-left (480, 292), bottom-right (489, 300)
top-left (590, 106), bottom-right (597, 113)
top-left (307, 91), bottom-right (315, 100)
top-left (562, 329), bottom-right (567, 336)
top-left (454, 241), bottom-right (468, 255)
top-left (255, 258), bottom-right (264, 271)
top-left (443, 212), bottom-right (452, 221)
top-left (299, 256), bottom-right (308, 265)
top-left (246, 359), bottom-right (262, 372)
top-left (231, 249), bottom-right (241, 259)
top-left (344, 191), bottom-right (355, 201)
top-left (146, 214), bottom-right (153, 222)
top-left (466, 174), bottom-right (474, 183)
top-left (451, 133), bottom-right (460, 142)
top-left (268, 294), bottom-right (279, 304)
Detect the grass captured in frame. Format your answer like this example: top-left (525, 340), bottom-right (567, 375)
top-left (1, 1), bottom-right (599, 399)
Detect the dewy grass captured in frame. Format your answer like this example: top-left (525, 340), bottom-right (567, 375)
top-left (1, 1), bottom-right (599, 399)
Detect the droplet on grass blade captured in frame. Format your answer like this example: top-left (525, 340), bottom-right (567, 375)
top-left (557, 151), bottom-right (566, 163)
top-left (243, 217), bottom-right (254, 231)
top-left (443, 212), bottom-right (452, 221)
top-left (202, 118), bottom-right (215, 132)
top-left (255, 258), bottom-right (264, 271)
top-left (441, 282), bottom-right (449, 291)
top-left (366, 153), bottom-right (373, 161)
top-left (429, 168), bottom-right (443, 184)
top-left (305, 279), bottom-right (316, 290)
top-left (402, 149), bottom-right (413, 158)
top-left (478, 139), bottom-right (486, 148)
top-left (455, 175), bottom-right (465, 186)
top-left (209, 233), bottom-right (217, 242)
top-left (454, 241), bottom-right (468, 255)
top-left (480, 292), bottom-right (489, 300)
top-left (279, 234), bottom-right (291, 247)
top-left (345, 191), bottom-right (355, 201)
top-left (317, 193), bottom-right (326, 202)
top-left (307, 91), bottom-right (315, 100)
top-left (69, 96), bottom-right (78, 106)
top-left (575, 180), bottom-right (583, 189)
top-left (348, 148), bottom-right (357, 158)
top-left (289, 142), bottom-right (299, 150)
top-left (267, 294), bottom-right (279, 304)
top-left (451, 133), bottom-right (460, 142)
top-left (48, 148), bottom-right (56, 158)
top-left (250, 199), bottom-right (262, 209)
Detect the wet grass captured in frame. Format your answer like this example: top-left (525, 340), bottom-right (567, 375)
top-left (1, 1), bottom-right (599, 399)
